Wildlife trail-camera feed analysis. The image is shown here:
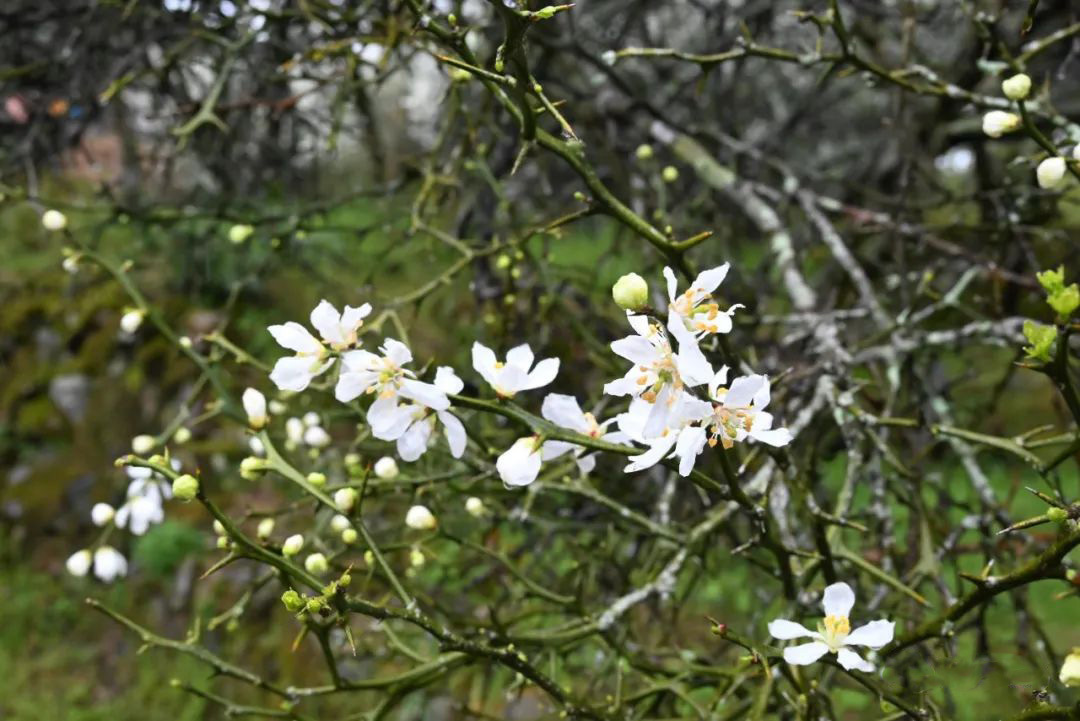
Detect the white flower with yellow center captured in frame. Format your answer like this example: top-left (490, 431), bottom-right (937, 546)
top-left (616, 395), bottom-right (712, 476)
top-left (704, 368), bottom-right (793, 450)
top-left (267, 299), bottom-right (370, 392)
top-left (605, 313), bottom-right (713, 439)
top-left (389, 367), bottom-right (468, 461)
top-left (663, 264), bottom-right (742, 338)
top-left (472, 342), bottom-right (559, 398)
top-left (768, 582), bottom-right (894, 672)
top-left (540, 393), bottom-right (628, 474)
top-left (335, 339), bottom-right (450, 432)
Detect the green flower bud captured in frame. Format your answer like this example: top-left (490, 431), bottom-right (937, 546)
top-left (305, 553), bottom-right (329, 575)
top-left (281, 589), bottom-right (304, 612)
top-left (1037, 266), bottom-right (1066, 294)
top-left (661, 166), bottom-right (679, 183)
top-left (173, 427), bottom-right (192, 444)
top-left (257, 517), bottom-right (275, 540)
top-left (341, 528), bottom-right (359, 545)
top-left (1001, 73), bottom-right (1032, 101)
top-left (228, 224), bottom-right (254, 244)
top-left (1061, 648), bottom-right (1080, 688)
top-left (1048, 283), bottom-right (1080, 320)
top-left (339, 573), bottom-right (351, 587)
top-left (1023, 320), bottom-right (1057, 362)
top-left (305, 597), bottom-right (324, 614)
top-left (240, 456), bottom-right (268, 480)
top-left (172, 474), bottom-right (199, 501)
top-left (334, 487), bottom-right (358, 512)
top-left (1047, 507), bottom-right (1069, 523)
top-left (306, 472), bottom-right (327, 488)
top-left (282, 534), bottom-right (304, 557)
top-left (635, 144), bottom-right (654, 161)
top-left (612, 272), bottom-right (649, 312)
top-left (216, 535), bottom-right (230, 550)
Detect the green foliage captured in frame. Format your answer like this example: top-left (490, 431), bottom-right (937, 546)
top-left (132, 522), bottom-right (205, 579)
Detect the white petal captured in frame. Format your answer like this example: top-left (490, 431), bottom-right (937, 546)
top-left (434, 366), bottom-right (464, 395)
top-left (611, 335), bottom-right (660, 366)
top-left (438, 411), bottom-right (467, 458)
top-left (836, 647), bottom-right (875, 672)
top-left (400, 378), bottom-right (450, 411)
top-left (381, 338), bottom-right (413, 367)
top-left (783, 641), bottom-right (830, 666)
top-left (270, 356), bottom-right (317, 392)
top-left (673, 343), bottom-right (713, 387)
top-left (67, 550), bottom-right (92, 577)
top-left (541, 394), bottom-right (589, 433)
top-left (626, 312), bottom-right (652, 337)
top-left (604, 374), bottom-right (642, 397)
top-left (397, 419), bottom-right (433, 461)
top-left (643, 387), bottom-right (674, 439)
top-left (268, 322), bottom-right (322, 354)
top-left (541, 439), bottom-right (576, 461)
top-left (708, 365), bottom-right (730, 400)
top-left (768, 619), bottom-right (820, 640)
top-left (752, 375), bottom-right (772, 410)
top-left (368, 398), bottom-right (416, 440)
top-left (822, 582), bottom-right (856, 618)
top-left (844, 620), bottom-right (895, 648)
top-left (471, 342), bottom-right (499, 387)
top-left (523, 357), bottom-right (559, 390)
top-left (496, 438), bottom-right (543, 487)
top-left (662, 266), bottom-right (679, 301)
top-left (335, 370), bottom-right (378, 402)
top-left (751, 427), bottom-right (794, 447)
top-left (575, 454), bottom-right (597, 474)
top-left (674, 425), bottom-right (708, 477)
top-left (725, 375), bottom-right (768, 408)
top-left (340, 349), bottom-right (380, 372)
top-left (692, 263), bottom-right (729, 294)
top-left (309, 300), bottom-right (343, 344)
top-left (506, 343), bottom-right (534, 371)
top-left (624, 434), bottom-right (677, 473)
top-left (340, 303), bottom-right (371, 332)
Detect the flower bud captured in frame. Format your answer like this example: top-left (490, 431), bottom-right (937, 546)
top-left (612, 272), bottom-right (649, 312)
top-left (338, 572), bottom-right (351, 587)
top-left (303, 425), bottom-right (331, 449)
top-left (341, 528), bottom-right (358, 545)
top-left (1061, 649), bottom-right (1080, 687)
top-left (982, 110), bottom-right (1021, 138)
top-left (240, 456), bottom-right (268, 480)
top-left (285, 417), bottom-right (305, 444)
top-left (1037, 157), bottom-right (1067, 189)
top-left (334, 487), bottom-right (357, 512)
top-left (305, 552), bottom-right (329, 575)
top-left (344, 452), bottom-right (361, 467)
top-left (661, 165), bottom-right (679, 183)
top-left (1001, 73), bottom-right (1032, 101)
top-left (374, 456), bottom-right (399, 479)
top-left (1047, 507), bottom-right (1069, 523)
top-left (465, 497), bottom-right (485, 517)
top-left (131, 434), bottom-right (156, 455)
top-left (242, 388), bottom-right (268, 429)
top-left (409, 548), bottom-right (426, 567)
top-left (91, 503), bottom-right (115, 527)
top-left (173, 427), bottom-right (192, 444)
top-left (172, 474), bottom-right (200, 501)
top-left (216, 535), bottom-right (230, 550)
top-left (42, 209), bottom-right (68, 231)
top-left (228, 224), bottom-right (254, 244)
top-left (66, 549), bottom-right (92, 577)
top-left (363, 550), bottom-right (374, 566)
top-left (257, 517), bottom-right (275, 540)
top-left (635, 144), bottom-right (654, 161)
top-left (281, 589), bottom-right (304, 612)
top-left (119, 308), bottom-right (146, 335)
top-left (213, 520), bottom-right (226, 536)
top-left (306, 472), bottom-right (327, 488)
top-left (282, 534), bottom-right (304, 557)
top-left (268, 399), bottom-right (287, 415)
top-left (330, 514), bottom-right (351, 533)
top-left (305, 597), bottom-right (324, 613)
top-left (62, 255), bottom-right (80, 273)
top-left (302, 411), bottom-right (321, 427)
top-left (405, 504), bottom-right (437, 531)
top-left (178, 335), bottom-right (192, 348)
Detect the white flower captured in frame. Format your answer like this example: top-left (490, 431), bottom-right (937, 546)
top-left (374, 456), bottom-right (400, 479)
top-left (617, 395), bottom-right (712, 476)
top-left (131, 434), bottom-right (156, 454)
top-left (389, 368), bottom-right (468, 461)
top-left (115, 471), bottom-right (170, 535)
top-left (336, 340), bottom-right (450, 436)
top-left (268, 300), bottom-right (370, 392)
top-left (405, 504), bottom-right (437, 530)
top-left (471, 342), bottom-right (559, 398)
top-left (540, 393), bottom-right (628, 474)
top-left (303, 425), bottom-right (331, 448)
top-left (662, 264), bottom-right (741, 340)
top-left (242, 388), bottom-right (268, 428)
top-left (1037, 157), bottom-right (1067, 189)
top-left (703, 368), bottom-right (793, 451)
top-left (1001, 73), bottom-right (1032, 101)
top-left (67, 549), bottom-right (92, 577)
top-left (91, 502), bottom-right (115, 526)
top-left (496, 436), bottom-right (544, 487)
top-left (768, 582), bottom-right (894, 672)
top-left (465, 497), bottom-right (485, 517)
top-left (42, 209), bottom-right (68, 231)
top-left (604, 314), bottom-right (713, 439)
top-left (982, 110), bottom-right (1021, 138)
top-left (120, 309), bottom-right (146, 335)
top-left (93, 546), bottom-right (129, 582)
top-left (282, 534), bottom-right (304, 556)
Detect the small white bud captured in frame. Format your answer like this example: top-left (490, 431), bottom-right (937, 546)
top-left (601, 49), bottom-right (617, 66)
top-left (178, 335), bottom-right (193, 348)
top-left (268, 399), bottom-right (288, 415)
top-left (982, 110), bottom-right (1021, 138)
top-left (173, 427), bottom-right (192, 444)
top-left (242, 388), bottom-right (268, 429)
top-left (341, 528), bottom-right (358, 544)
top-left (330, 514), bottom-right (351, 533)
top-left (334, 487), bottom-right (357, 512)
top-left (285, 417), bottom-right (305, 444)
top-left (464, 497), bottom-right (485, 518)
top-left (612, 273), bottom-right (649, 311)
top-left (302, 411), bottom-right (321, 427)
top-left (257, 517), bottom-right (275, 539)
top-left (66, 549), bottom-right (92, 577)
top-left (374, 456), bottom-right (399, 479)
top-left (240, 456), bottom-right (267, 479)
top-left (1037, 157), bottom-right (1067, 189)
top-left (131, 434), bottom-right (156, 455)
top-left (1001, 73), bottom-right (1032, 101)
top-left (282, 534), bottom-right (304, 556)
top-left (119, 308), bottom-right (146, 334)
top-left (304, 552), bottom-right (329, 574)
top-left (228, 224), bottom-right (254, 244)
top-left (92, 546), bottom-right (128, 582)
top-left (303, 425), bottom-right (331, 448)
top-left (62, 255), bottom-right (80, 273)
top-left (363, 550), bottom-right (374, 566)
top-left (42, 209), bottom-right (68, 231)
top-left (1061, 648), bottom-right (1080, 687)
top-left (409, 548), bottom-right (426, 567)
top-left (91, 503), bottom-right (115, 526)
top-left (213, 520), bottom-right (226, 536)
top-left (405, 504), bottom-right (437, 531)
top-left (248, 436), bottom-right (266, 457)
